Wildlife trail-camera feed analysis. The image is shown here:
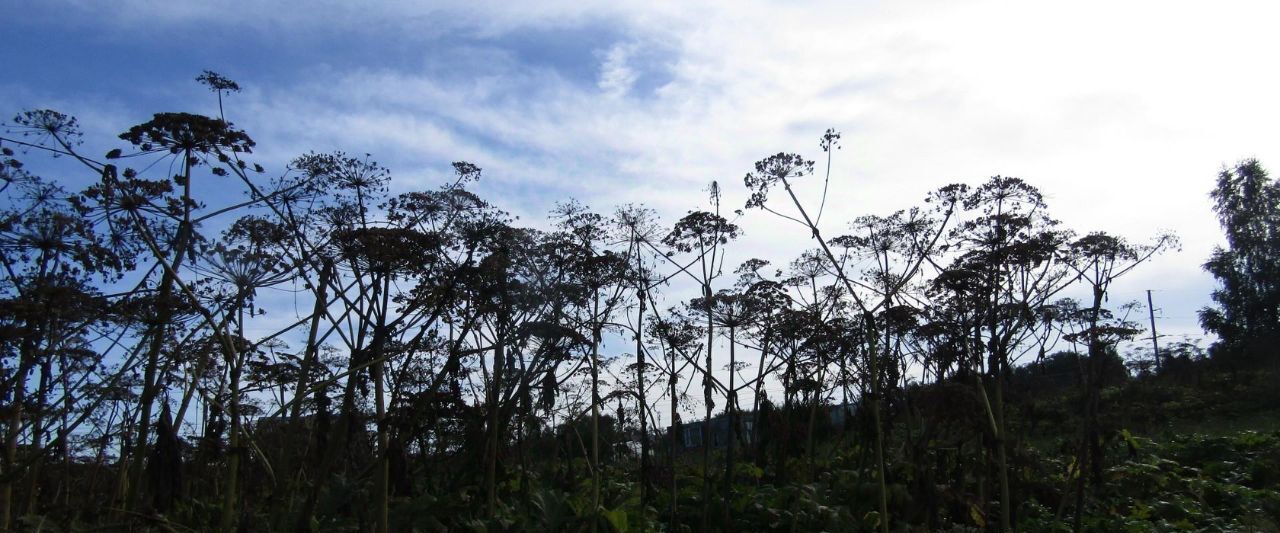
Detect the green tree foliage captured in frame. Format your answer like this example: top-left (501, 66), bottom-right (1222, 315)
top-left (1200, 159), bottom-right (1280, 366)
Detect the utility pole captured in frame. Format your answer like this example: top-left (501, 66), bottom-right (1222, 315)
top-left (1147, 290), bottom-right (1161, 372)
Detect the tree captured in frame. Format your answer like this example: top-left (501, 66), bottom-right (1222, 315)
top-left (1199, 159), bottom-right (1280, 367)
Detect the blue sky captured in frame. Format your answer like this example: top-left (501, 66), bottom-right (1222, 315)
top-left (6, 0), bottom-right (1280, 349)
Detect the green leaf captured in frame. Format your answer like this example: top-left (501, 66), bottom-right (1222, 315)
top-left (969, 503), bottom-right (986, 528)
top-left (602, 507), bottom-right (628, 533)
top-left (1121, 428), bottom-right (1141, 450)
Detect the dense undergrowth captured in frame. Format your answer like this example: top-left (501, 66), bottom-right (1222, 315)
top-left (65, 367), bottom-right (1273, 533)
top-left (432, 375), bottom-right (1274, 532)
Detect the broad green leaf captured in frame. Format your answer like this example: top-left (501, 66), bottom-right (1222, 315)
top-left (602, 507), bottom-right (629, 533)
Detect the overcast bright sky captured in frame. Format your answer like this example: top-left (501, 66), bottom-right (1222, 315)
top-left (6, 0), bottom-right (1280, 349)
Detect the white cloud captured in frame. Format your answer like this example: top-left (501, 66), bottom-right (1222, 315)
top-left (21, 0), bottom-right (1280, 341)
top-left (598, 42), bottom-right (639, 98)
